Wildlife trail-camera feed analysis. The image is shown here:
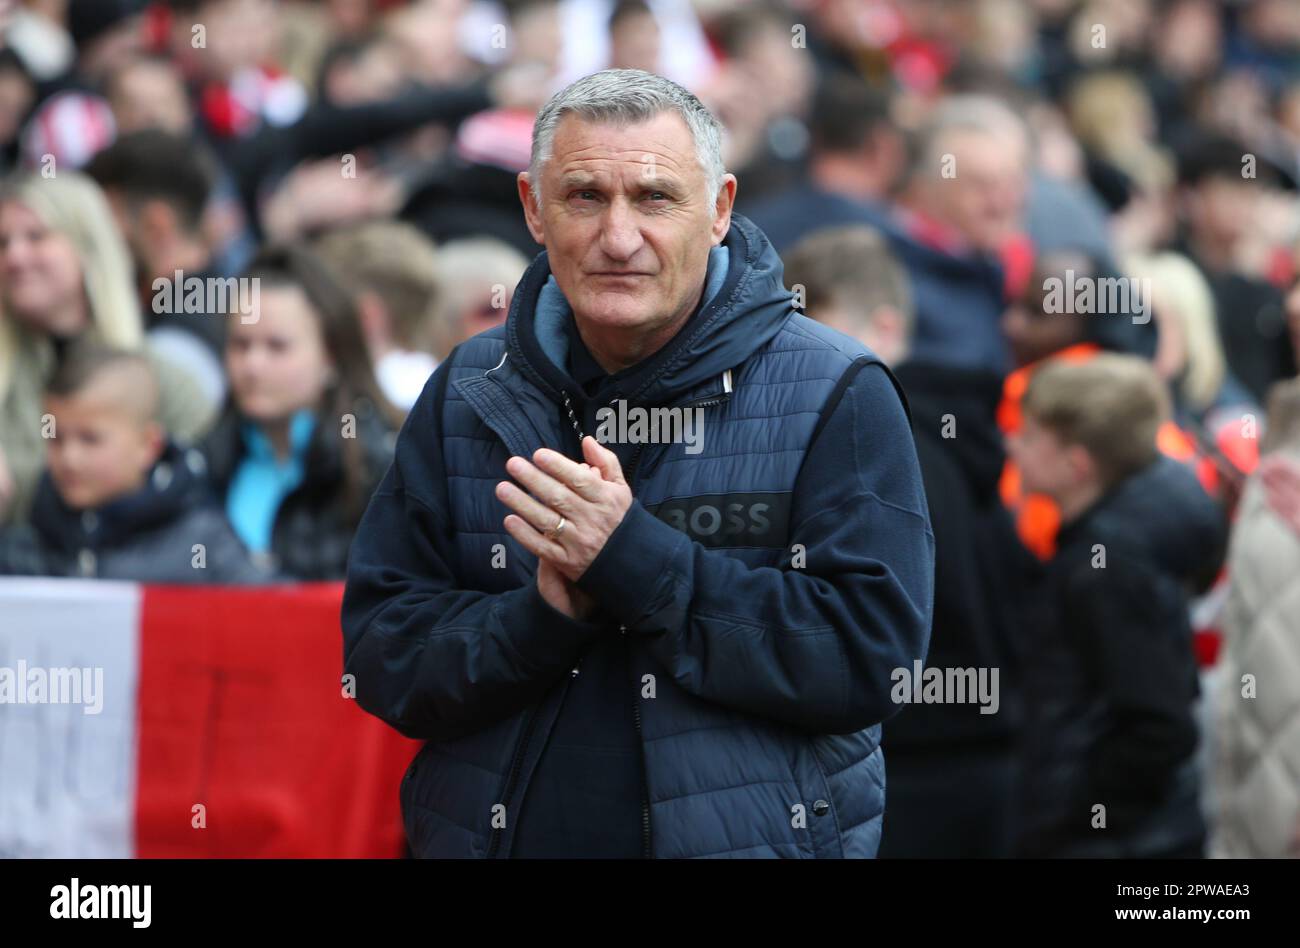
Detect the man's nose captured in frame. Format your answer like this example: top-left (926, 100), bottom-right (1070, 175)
top-left (598, 199), bottom-right (643, 261)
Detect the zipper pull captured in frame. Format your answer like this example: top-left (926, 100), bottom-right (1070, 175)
top-left (619, 624), bottom-right (628, 636)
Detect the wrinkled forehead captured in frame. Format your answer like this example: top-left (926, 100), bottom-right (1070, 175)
top-left (546, 111), bottom-right (703, 189)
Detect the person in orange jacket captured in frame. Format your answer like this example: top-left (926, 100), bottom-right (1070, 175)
top-left (998, 250), bottom-right (1227, 560)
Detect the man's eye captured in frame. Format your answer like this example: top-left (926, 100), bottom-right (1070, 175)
top-left (574, 190), bottom-right (598, 201)
top-left (647, 191), bottom-right (667, 201)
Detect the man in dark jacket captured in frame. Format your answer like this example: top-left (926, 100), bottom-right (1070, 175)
top-left (341, 68), bottom-right (935, 858)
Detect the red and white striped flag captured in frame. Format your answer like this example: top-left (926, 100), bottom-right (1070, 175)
top-left (0, 579), bottom-right (418, 858)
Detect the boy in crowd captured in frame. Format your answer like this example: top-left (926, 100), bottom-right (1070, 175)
top-left (0, 344), bottom-right (267, 583)
top-left (1009, 354), bottom-right (1226, 857)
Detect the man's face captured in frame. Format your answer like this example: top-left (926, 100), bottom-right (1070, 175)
top-left (519, 112), bottom-right (735, 342)
top-left (1001, 259), bottom-right (1090, 367)
top-left (1186, 175), bottom-right (1258, 248)
top-left (929, 128), bottom-right (1027, 253)
top-left (109, 60), bottom-right (193, 135)
top-left (1001, 300), bottom-right (1085, 368)
top-left (82, 16), bottom-right (147, 80)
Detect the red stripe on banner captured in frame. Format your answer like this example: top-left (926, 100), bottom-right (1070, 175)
top-left (134, 583), bottom-right (419, 857)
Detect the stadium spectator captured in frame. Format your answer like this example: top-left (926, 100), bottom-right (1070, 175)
top-left (703, 1), bottom-right (814, 203)
top-left (200, 243), bottom-right (401, 579)
top-left (891, 94), bottom-right (1031, 372)
top-left (1212, 377), bottom-right (1300, 858)
top-left (0, 49), bottom-right (35, 173)
top-left (1173, 132), bottom-right (1298, 402)
top-left (1010, 354), bottom-right (1226, 857)
top-left (313, 219), bottom-right (443, 410)
top-left (0, 342), bottom-right (266, 582)
top-left (86, 128), bottom-right (230, 406)
top-left (426, 236), bottom-right (527, 361)
top-left (740, 71), bottom-right (903, 251)
top-left (0, 170), bottom-right (215, 526)
top-left (16, 0), bottom-right (149, 170)
top-left (100, 55), bottom-right (259, 276)
top-left (607, 0), bottom-right (659, 74)
top-left (1127, 251), bottom-right (1256, 426)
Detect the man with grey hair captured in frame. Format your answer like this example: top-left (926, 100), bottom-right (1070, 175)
top-left (750, 90), bottom-right (1033, 372)
top-left (890, 93), bottom-right (1031, 371)
top-left (343, 68), bottom-right (934, 858)
top-left (905, 94), bottom-right (1030, 257)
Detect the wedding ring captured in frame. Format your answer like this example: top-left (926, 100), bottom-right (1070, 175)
top-left (545, 515), bottom-right (567, 539)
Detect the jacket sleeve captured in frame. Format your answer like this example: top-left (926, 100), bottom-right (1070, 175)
top-left (576, 359), bottom-right (936, 734)
top-left (1063, 558), bottom-right (1199, 812)
top-left (340, 360), bottom-right (607, 743)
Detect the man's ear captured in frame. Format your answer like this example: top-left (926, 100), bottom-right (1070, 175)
top-left (711, 173), bottom-right (738, 245)
top-left (517, 172), bottom-right (546, 245)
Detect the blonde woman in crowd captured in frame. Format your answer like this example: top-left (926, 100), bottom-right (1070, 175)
top-left (1126, 250), bottom-right (1258, 429)
top-left (0, 171), bottom-right (215, 525)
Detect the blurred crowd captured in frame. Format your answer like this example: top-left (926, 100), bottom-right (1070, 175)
top-left (0, 0), bottom-right (1298, 859)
